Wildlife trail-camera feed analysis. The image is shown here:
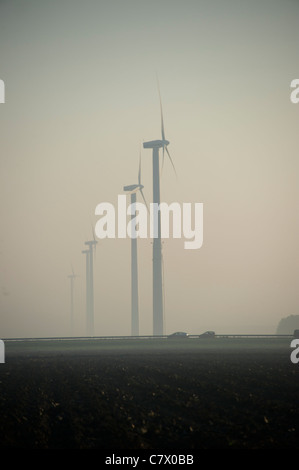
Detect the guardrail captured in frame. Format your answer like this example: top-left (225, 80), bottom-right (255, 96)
top-left (2, 334), bottom-right (294, 342)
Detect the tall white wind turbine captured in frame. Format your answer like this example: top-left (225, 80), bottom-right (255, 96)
top-left (123, 154), bottom-right (148, 336)
top-left (143, 81), bottom-right (176, 336)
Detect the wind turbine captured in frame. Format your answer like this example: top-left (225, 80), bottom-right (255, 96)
top-left (82, 248), bottom-right (90, 336)
top-left (143, 81), bottom-right (176, 336)
top-left (123, 154), bottom-right (148, 336)
top-left (68, 265), bottom-right (78, 336)
top-left (83, 229), bottom-right (97, 336)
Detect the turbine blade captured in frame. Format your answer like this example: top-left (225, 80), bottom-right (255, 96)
top-left (140, 188), bottom-right (149, 214)
top-left (160, 145), bottom-right (165, 178)
top-left (138, 152), bottom-right (141, 185)
top-left (166, 146), bottom-right (177, 178)
top-left (157, 75), bottom-right (165, 141)
top-left (160, 102), bottom-right (165, 141)
top-left (91, 223), bottom-right (96, 242)
top-left (90, 223), bottom-right (97, 260)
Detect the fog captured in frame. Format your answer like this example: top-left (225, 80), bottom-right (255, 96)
top-left (0, 0), bottom-right (298, 338)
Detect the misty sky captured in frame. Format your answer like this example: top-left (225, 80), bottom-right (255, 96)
top-left (0, 0), bottom-right (298, 337)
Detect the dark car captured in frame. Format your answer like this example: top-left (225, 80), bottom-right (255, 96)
top-left (198, 331), bottom-right (215, 339)
top-left (168, 331), bottom-right (189, 339)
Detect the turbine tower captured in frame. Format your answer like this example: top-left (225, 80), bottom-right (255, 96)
top-left (82, 230), bottom-right (97, 336)
top-left (67, 265), bottom-right (78, 336)
top-left (143, 81), bottom-right (176, 336)
top-left (123, 154), bottom-right (148, 336)
top-left (85, 237), bottom-right (97, 336)
top-left (82, 248), bottom-right (90, 335)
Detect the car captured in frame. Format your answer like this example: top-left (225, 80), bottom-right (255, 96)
top-left (198, 331), bottom-right (215, 339)
top-left (168, 331), bottom-right (189, 339)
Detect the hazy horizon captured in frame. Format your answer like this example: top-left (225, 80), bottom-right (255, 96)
top-left (0, 0), bottom-right (298, 338)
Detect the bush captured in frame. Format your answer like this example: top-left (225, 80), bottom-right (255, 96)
top-left (276, 315), bottom-right (299, 335)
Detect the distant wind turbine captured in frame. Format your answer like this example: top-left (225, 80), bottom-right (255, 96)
top-left (83, 229), bottom-right (97, 336)
top-left (123, 154), bottom-right (148, 336)
top-left (82, 248), bottom-right (90, 335)
top-left (143, 80), bottom-right (176, 336)
top-left (68, 265), bottom-right (78, 336)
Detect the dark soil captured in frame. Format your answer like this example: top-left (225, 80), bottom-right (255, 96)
top-left (0, 338), bottom-right (298, 449)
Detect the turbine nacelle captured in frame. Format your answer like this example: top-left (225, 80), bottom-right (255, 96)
top-left (85, 240), bottom-right (97, 247)
top-left (68, 264), bottom-right (78, 279)
top-left (123, 183), bottom-right (144, 193)
top-left (143, 139), bottom-right (169, 149)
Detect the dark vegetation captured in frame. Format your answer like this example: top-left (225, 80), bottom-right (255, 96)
top-left (276, 314), bottom-right (299, 335)
top-left (0, 338), bottom-right (298, 449)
